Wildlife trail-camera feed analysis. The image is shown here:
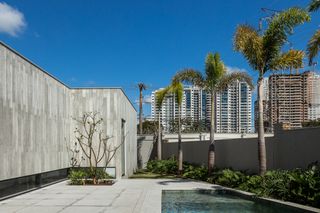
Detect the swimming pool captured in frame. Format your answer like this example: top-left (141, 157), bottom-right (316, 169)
top-left (162, 190), bottom-right (306, 213)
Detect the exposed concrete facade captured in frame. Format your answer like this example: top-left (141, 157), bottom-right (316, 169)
top-left (0, 42), bottom-right (137, 180)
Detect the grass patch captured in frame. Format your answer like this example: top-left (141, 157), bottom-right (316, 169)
top-left (129, 170), bottom-right (177, 179)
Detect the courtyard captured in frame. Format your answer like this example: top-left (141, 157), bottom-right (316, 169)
top-left (0, 179), bottom-right (216, 213)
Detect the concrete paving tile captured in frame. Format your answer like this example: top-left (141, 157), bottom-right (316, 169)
top-left (34, 198), bottom-right (77, 206)
top-left (72, 198), bottom-right (112, 206)
top-left (16, 206), bottom-right (64, 213)
top-left (0, 199), bottom-right (40, 206)
top-left (59, 206), bottom-right (105, 213)
top-left (103, 206), bottom-right (133, 213)
top-left (0, 206), bottom-right (25, 213)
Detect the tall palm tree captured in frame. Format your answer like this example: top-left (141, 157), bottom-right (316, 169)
top-left (155, 87), bottom-right (169, 160)
top-left (137, 83), bottom-right (147, 135)
top-left (307, 0), bottom-right (320, 65)
top-left (156, 82), bottom-right (184, 173)
top-left (234, 7), bottom-right (310, 175)
top-left (173, 53), bottom-right (253, 174)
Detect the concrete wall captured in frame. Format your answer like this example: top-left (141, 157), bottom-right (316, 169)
top-left (160, 127), bottom-right (320, 173)
top-left (72, 89), bottom-right (137, 178)
top-left (0, 42), bottom-right (136, 181)
top-left (137, 135), bottom-right (155, 169)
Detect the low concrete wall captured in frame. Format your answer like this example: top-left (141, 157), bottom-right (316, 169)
top-left (160, 127), bottom-right (320, 173)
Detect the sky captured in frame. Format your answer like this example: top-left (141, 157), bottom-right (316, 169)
top-left (0, 0), bottom-right (319, 117)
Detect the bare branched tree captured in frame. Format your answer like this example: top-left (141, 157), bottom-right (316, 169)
top-left (73, 112), bottom-right (122, 184)
top-left (66, 137), bottom-right (85, 167)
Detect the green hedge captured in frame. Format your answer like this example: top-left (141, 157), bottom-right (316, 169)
top-left (146, 159), bottom-right (320, 208)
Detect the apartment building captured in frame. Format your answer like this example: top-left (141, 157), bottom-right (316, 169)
top-left (151, 81), bottom-right (252, 133)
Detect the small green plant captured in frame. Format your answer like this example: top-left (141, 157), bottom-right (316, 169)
top-left (210, 169), bottom-right (247, 188)
top-left (183, 165), bottom-right (208, 181)
top-left (146, 158), bottom-right (178, 174)
top-left (68, 168), bottom-right (111, 185)
top-left (68, 169), bottom-right (86, 185)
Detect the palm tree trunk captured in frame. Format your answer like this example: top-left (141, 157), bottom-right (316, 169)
top-left (139, 89), bottom-right (143, 135)
top-left (177, 105), bottom-right (183, 174)
top-left (157, 109), bottom-right (162, 160)
top-left (257, 76), bottom-right (266, 175)
top-left (208, 91), bottom-right (215, 174)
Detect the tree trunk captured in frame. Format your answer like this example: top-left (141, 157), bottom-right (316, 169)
top-left (177, 105), bottom-right (183, 174)
top-left (257, 77), bottom-right (267, 175)
top-left (208, 92), bottom-right (215, 174)
top-left (157, 109), bottom-right (162, 160)
top-left (139, 89), bottom-right (143, 135)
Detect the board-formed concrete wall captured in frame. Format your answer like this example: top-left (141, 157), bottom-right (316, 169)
top-left (0, 42), bottom-right (136, 181)
top-left (72, 89), bottom-right (137, 178)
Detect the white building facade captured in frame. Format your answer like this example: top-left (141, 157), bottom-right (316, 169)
top-left (151, 81), bottom-right (252, 133)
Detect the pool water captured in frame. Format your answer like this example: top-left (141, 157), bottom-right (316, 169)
top-left (162, 190), bottom-right (304, 213)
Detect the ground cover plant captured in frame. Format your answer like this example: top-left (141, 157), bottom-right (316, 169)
top-left (142, 159), bottom-right (320, 208)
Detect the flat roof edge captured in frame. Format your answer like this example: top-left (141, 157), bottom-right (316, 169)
top-left (0, 41), bottom-right (136, 112)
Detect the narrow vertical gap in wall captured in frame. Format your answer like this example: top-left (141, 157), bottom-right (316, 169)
top-left (121, 119), bottom-right (126, 176)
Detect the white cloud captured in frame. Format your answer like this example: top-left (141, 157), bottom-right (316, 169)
top-left (0, 2), bottom-right (26, 36)
top-left (134, 95), bottom-right (152, 105)
top-left (226, 66), bottom-right (247, 73)
top-left (143, 95), bottom-right (152, 104)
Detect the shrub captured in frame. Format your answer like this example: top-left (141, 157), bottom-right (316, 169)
top-left (238, 175), bottom-right (264, 195)
top-left (209, 169), bottom-right (247, 188)
top-left (68, 169), bottom-right (86, 185)
top-left (68, 168), bottom-right (111, 185)
top-left (183, 165), bottom-right (208, 181)
top-left (146, 158), bottom-right (178, 174)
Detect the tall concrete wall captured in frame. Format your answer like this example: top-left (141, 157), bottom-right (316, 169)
top-left (159, 127), bottom-right (320, 173)
top-left (0, 42), bottom-right (137, 181)
top-left (72, 89), bottom-right (137, 178)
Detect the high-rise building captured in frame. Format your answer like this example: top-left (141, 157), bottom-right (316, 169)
top-left (151, 86), bottom-right (206, 132)
top-left (215, 81), bottom-right (252, 133)
top-left (151, 81), bottom-right (252, 133)
top-left (309, 74), bottom-right (320, 120)
top-left (268, 71), bottom-right (312, 129)
top-left (254, 78), bottom-right (272, 132)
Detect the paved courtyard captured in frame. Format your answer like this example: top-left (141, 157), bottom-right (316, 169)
top-left (0, 179), bottom-right (216, 213)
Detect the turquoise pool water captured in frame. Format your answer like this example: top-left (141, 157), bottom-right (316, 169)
top-left (162, 190), bottom-right (304, 213)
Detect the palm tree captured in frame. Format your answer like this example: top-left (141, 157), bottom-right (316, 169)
top-left (156, 82), bottom-right (184, 173)
top-left (137, 83), bottom-right (147, 135)
top-left (234, 8), bottom-right (310, 175)
top-left (155, 87), bottom-right (169, 160)
top-left (173, 53), bottom-right (253, 174)
top-left (307, 0), bottom-right (320, 65)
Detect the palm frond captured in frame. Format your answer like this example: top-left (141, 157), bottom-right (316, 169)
top-left (234, 25), bottom-right (264, 72)
top-left (216, 72), bottom-right (254, 92)
top-left (263, 8), bottom-right (310, 70)
top-left (137, 83), bottom-right (147, 90)
top-left (172, 69), bottom-right (205, 87)
top-left (155, 87), bottom-right (170, 109)
top-left (169, 81), bottom-right (184, 105)
top-left (307, 29), bottom-right (320, 65)
top-left (205, 52), bottom-right (226, 91)
top-left (270, 49), bottom-right (305, 70)
top-left (309, 0), bottom-right (320, 12)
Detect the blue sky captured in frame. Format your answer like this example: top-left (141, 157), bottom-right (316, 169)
top-left (0, 0), bottom-right (319, 117)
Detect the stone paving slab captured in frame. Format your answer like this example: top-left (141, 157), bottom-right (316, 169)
top-left (0, 179), bottom-right (214, 213)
